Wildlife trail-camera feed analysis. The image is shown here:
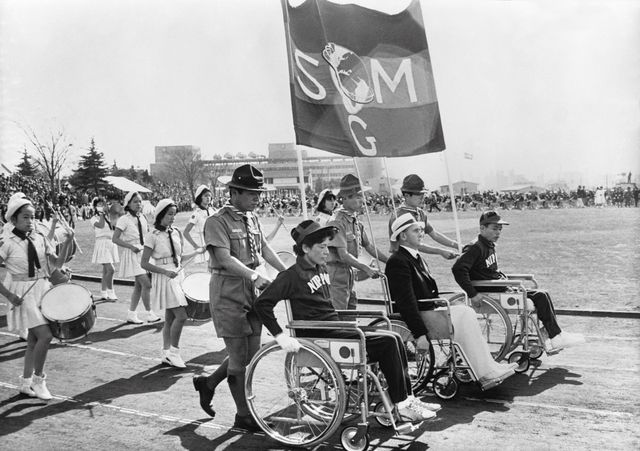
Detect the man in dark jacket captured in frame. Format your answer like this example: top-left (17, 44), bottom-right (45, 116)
top-left (452, 211), bottom-right (584, 351)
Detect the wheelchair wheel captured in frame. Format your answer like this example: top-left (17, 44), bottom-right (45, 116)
top-left (373, 401), bottom-right (393, 428)
top-left (340, 426), bottom-right (370, 451)
top-left (432, 370), bottom-right (458, 400)
top-left (448, 356), bottom-right (473, 384)
top-left (528, 343), bottom-right (543, 360)
top-left (245, 340), bottom-right (346, 448)
top-left (368, 318), bottom-right (434, 394)
top-left (508, 351), bottom-right (530, 373)
top-left (459, 294), bottom-right (514, 362)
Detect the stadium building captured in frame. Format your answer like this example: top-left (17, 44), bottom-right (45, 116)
top-left (151, 143), bottom-right (384, 194)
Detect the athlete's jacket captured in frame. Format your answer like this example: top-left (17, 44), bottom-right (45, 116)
top-left (254, 255), bottom-right (338, 337)
top-left (451, 234), bottom-right (506, 298)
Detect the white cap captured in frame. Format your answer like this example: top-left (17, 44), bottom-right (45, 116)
top-left (194, 185), bottom-right (211, 201)
top-left (154, 198), bottom-right (176, 220)
top-left (5, 197), bottom-right (33, 221)
top-left (123, 191), bottom-right (139, 208)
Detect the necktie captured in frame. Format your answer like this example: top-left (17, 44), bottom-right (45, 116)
top-left (243, 214), bottom-right (258, 267)
top-left (13, 229), bottom-right (41, 277)
top-left (167, 228), bottom-right (179, 267)
top-left (135, 215), bottom-right (144, 245)
top-left (416, 254), bottom-right (430, 275)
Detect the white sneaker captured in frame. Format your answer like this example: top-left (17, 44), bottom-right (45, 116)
top-left (398, 399), bottom-right (437, 421)
top-left (126, 311), bottom-right (143, 324)
top-left (552, 332), bottom-right (585, 349)
top-left (31, 373), bottom-right (52, 400)
top-left (407, 395), bottom-right (441, 412)
top-left (160, 349), bottom-right (171, 365)
top-left (166, 349), bottom-right (186, 368)
top-left (18, 376), bottom-right (36, 397)
top-left (106, 290), bottom-right (118, 300)
top-left (146, 311), bottom-right (161, 323)
top-left (99, 291), bottom-right (108, 300)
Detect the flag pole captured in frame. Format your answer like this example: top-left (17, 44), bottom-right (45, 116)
top-left (353, 157), bottom-right (380, 264)
top-left (383, 157), bottom-right (397, 217)
top-left (443, 151), bottom-right (462, 252)
top-left (295, 145), bottom-right (309, 220)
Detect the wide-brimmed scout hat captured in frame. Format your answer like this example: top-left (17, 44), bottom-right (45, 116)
top-left (400, 174), bottom-right (428, 194)
top-left (194, 184), bottom-right (211, 201)
top-left (337, 174), bottom-right (371, 197)
top-left (154, 198), bottom-right (176, 219)
top-left (227, 164), bottom-right (266, 192)
top-left (291, 220), bottom-right (338, 247)
top-left (479, 210), bottom-right (509, 226)
top-left (5, 197), bottom-right (33, 221)
top-left (390, 213), bottom-right (422, 242)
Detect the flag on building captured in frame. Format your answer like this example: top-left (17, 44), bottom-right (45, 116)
top-left (464, 152), bottom-right (473, 160)
top-left (282, 0), bottom-right (445, 158)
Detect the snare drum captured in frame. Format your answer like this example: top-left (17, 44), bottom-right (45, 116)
top-left (182, 272), bottom-right (211, 321)
top-left (40, 283), bottom-right (95, 340)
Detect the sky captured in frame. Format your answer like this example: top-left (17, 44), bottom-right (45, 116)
top-left (1, 0), bottom-right (639, 190)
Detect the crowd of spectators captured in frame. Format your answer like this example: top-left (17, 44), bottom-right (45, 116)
top-left (2, 173), bottom-right (638, 228)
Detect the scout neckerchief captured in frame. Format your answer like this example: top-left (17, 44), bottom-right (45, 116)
top-left (228, 204), bottom-right (259, 267)
top-left (12, 229), bottom-right (41, 277)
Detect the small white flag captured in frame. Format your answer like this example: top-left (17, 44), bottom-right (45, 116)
top-left (464, 153), bottom-right (473, 160)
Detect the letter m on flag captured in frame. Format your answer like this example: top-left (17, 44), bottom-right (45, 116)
top-left (281, 0), bottom-right (445, 158)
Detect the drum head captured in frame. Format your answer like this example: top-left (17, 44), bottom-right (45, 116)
top-left (181, 272), bottom-right (210, 302)
top-left (40, 283), bottom-right (92, 321)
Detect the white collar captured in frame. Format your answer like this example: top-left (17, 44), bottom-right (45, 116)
top-left (400, 245), bottom-right (420, 259)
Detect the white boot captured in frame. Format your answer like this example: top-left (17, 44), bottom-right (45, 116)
top-left (99, 290), bottom-right (108, 300)
top-left (107, 289), bottom-right (118, 300)
top-left (32, 373), bottom-right (52, 400)
top-left (18, 375), bottom-right (36, 397)
top-left (126, 310), bottom-right (143, 324)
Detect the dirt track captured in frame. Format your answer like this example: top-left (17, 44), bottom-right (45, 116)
top-left (1, 209), bottom-right (639, 450)
top-left (1, 279), bottom-right (638, 450)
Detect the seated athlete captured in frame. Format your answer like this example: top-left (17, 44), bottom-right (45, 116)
top-left (452, 211), bottom-right (585, 351)
top-left (254, 220), bottom-right (439, 424)
top-left (386, 214), bottom-right (517, 387)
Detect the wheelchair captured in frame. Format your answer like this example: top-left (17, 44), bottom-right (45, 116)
top-left (449, 274), bottom-right (559, 373)
top-left (366, 277), bottom-right (510, 401)
top-left (244, 307), bottom-right (424, 450)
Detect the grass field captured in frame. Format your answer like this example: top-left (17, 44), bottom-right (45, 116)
top-left (66, 207), bottom-right (640, 311)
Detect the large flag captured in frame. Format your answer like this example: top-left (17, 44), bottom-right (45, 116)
top-left (282, 0), bottom-right (445, 158)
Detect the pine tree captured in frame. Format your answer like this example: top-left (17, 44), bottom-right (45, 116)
top-left (69, 138), bottom-right (109, 195)
top-left (16, 148), bottom-right (36, 176)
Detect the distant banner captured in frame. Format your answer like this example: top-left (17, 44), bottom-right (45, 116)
top-left (282, 0), bottom-right (445, 158)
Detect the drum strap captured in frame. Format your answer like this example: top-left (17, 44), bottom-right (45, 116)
top-left (135, 215), bottom-right (144, 245)
top-left (168, 229), bottom-right (179, 267)
top-left (13, 229), bottom-right (41, 277)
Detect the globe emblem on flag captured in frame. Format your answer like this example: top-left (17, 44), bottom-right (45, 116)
top-left (322, 43), bottom-right (374, 104)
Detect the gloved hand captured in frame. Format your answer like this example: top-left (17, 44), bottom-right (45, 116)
top-left (275, 334), bottom-right (301, 353)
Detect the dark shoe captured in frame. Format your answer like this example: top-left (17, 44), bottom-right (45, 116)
top-left (192, 376), bottom-right (216, 417)
top-left (233, 413), bottom-right (261, 432)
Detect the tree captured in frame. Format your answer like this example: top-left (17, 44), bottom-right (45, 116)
top-left (16, 148), bottom-right (37, 176)
top-left (68, 138), bottom-right (109, 195)
top-left (21, 124), bottom-right (73, 199)
top-left (160, 148), bottom-right (206, 201)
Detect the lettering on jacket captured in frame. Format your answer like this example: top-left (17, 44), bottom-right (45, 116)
top-left (307, 273), bottom-right (331, 293)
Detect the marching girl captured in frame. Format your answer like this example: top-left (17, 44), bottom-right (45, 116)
top-left (91, 197), bottom-right (119, 301)
top-left (141, 199), bottom-right (205, 368)
top-left (112, 191), bottom-right (160, 324)
top-left (0, 196), bottom-right (74, 399)
top-left (183, 185), bottom-right (214, 264)
top-left (313, 188), bottom-right (337, 226)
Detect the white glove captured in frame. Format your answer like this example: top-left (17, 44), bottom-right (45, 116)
top-left (275, 334), bottom-right (301, 353)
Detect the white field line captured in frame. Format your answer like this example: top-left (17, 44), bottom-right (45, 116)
top-left (1, 331), bottom-right (639, 375)
top-left (463, 396), bottom-right (636, 418)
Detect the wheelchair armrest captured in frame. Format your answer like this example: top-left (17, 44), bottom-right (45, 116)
top-left (505, 273), bottom-right (535, 280)
top-left (335, 309), bottom-right (385, 318)
top-left (471, 280), bottom-right (525, 289)
top-left (287, 320), bottom-right (358, 331)
top-left (418, 298), bottom-right (449, 308)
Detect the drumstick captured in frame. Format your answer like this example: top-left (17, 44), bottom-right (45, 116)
top-left (46, 202), bottom-right (83, 254)
top-left (9, 277), bottom-right (41, 311)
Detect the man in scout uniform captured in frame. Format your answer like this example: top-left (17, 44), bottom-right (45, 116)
top-left (327, 174), bottom-right (387, 310)
top-left (388, 174), bottom-right (459, 258)
top-left (194, 164), bottom-right (286, 431)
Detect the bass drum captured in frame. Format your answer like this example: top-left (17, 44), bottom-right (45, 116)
top-left (40, 283), bottom-right (95, 340)
top-left (182, 272), bottom-right (211, 321)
